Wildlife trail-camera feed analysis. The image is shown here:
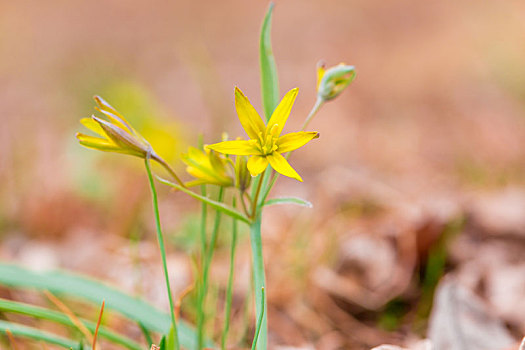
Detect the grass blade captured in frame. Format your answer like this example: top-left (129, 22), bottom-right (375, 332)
top-left (264, 197), bottom-right (313, 208)
top-left (260, 2), bottom-right (279, 121)
top-left (0, 320), bottom-right (86, 349)
top-left (0, 298), bottom-right (141, 350)
top-left (0, 263), bottom-right (212, 349)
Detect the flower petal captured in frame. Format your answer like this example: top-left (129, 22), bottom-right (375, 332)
top-left (93, 95), bottom-right (135, 134)
top-left (93, 116), bottom-right (149, 157)
top-left (317, 63), bottom-right (326, 91)
top-left (247, 155), bottom-right (269, 177)
top-left (80, 117), bottom-right (105, 137)
top-left (277, 131), bottom-right (319, 153)
top-left (206, 140), bottom-right (259, 156)
top-left (267, 152), bottom-right (302, 182)
top-left (76, 133), bottom-right (121, 153)
top-left (234, 87), bottom-right (266, 140)
top-left (266, 88), bottom-right (298, 137)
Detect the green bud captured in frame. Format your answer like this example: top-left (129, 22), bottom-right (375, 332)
top-left (317, 63), bottom-right (356, 101)
top-left (235, 155), bottom-right (251, 193)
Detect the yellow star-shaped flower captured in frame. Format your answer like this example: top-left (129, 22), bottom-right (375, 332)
top-left (206, 87), bottom-right (319, 182)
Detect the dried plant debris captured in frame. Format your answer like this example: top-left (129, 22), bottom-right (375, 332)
top-left (371, 339), bottom-right (432, 350)
top-left (427, 277), bottom-right (515, 350)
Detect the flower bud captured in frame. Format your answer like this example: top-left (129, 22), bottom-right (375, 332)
top-left (317, 62), bottom-right (356, 101)
top-left (235, 155), bottom-right (251, 193)
top-left (182, 147), bottom-right (234, 187)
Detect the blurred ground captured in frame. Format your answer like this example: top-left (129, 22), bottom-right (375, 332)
top-left (1, 0), bottom-right (525, 349)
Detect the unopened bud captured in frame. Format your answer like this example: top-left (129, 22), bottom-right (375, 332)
top-left (317, 62), bottom-right (356, 101)
top-left (235, 155), bottom-right (251, 193)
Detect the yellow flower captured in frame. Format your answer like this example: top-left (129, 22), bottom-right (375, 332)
top-left (76, 96), bottom-right (184, 185)
top-left (181, 146), bottom-right (234, 187)
top-left (206, 87), bottom-right (319, 182)
top-left (317, 62), bottom-right (356, 101)
top-left (76, 96), bottom-right (154, 158)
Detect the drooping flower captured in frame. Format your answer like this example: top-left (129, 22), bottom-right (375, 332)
top-left (76, 96), bottom-right (154, 158)
top-left (317, 62), bottom-right (356, 101)
top-left (206, 87), bottom-right (319, 182)
top-left (76, 96), bottom-right (184, 185)
top-left (181, 146), bottom-right (234, 187)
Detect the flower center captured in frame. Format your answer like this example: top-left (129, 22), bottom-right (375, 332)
top-left (257, 124), bottom-right (280, 156)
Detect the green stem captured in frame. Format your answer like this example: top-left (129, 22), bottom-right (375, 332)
top-left (249, 216), bottom-right (267, 350)
top-left (144, 158), bottom-right (180, 350)
top-left (196, 184), bottom-right (207, 350)
top-left (301, 96), bottom-right (324, 130)
top-left (152, 155), bottom-right (185, 187)
top-left (198, 187), bottom-right (225, 349)
top-left (221, 198), bottom-right (238, 350)
top-left (251, 287), bottom-right (265, 350)
top-left (251, 170), bottom-right (266, 218)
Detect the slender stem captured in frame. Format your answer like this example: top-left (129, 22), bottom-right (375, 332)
top-left (301, 96), bottom-right (324, 130)
top-left (249, 216), bottom-right (267, 350)
top-left (251, 287), bottom-right (265, 350)
top-left (251, 170), bottom-right (266, 218)
top-left (144, 158), bottom-right (180, 350)
top-left (196, 184), bottom-right (208, 350)
top-left (198, 187), bottom-right (225, 349)
top-left (240, 190), bottom-right (250, 217)
top-left (152, 155), bottom-right (185, 187)
top-left (206, 187), bottom-right (225, 262)
top-left (221, 198), bottom-right (238, 350)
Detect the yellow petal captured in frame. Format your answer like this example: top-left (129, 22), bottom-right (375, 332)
top-left (277, 131), bottom-right (319, 153)
top-left (206, 140), bottom-right (259, 156)
top-left (76, 133), bottom-right (121, 152)
top-left (186, 146), bottom-right (208, 164)
top-left (317, 63), bottom-right (326, 90)
top-left (93, 95), bottom-right (135, 134)
top-left (234, 87), bottom-right (266, 140)
top-left (266, 88), bottom-right (298, 137)
top-left (267, 152), bottom-right (302, 182)
top-left (186, 166), bottom-right (217, 183)
top-left (80, 117), bottom-right (105, 137)
top-left (247, 155), bottom-right (269, 177)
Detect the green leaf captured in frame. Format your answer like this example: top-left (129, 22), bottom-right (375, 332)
top-left (0, 264), bottom-right (212, 349)
top-left (260, 2), bottom-right (279, 121)
top-left (138, 321), bottom-right (154, 347)
top-left (157, 176), bottom-right (251, 224)
top-left (159, 334), bottom-right (167, 350)
top-left (0, 320), bottom-right (88, 349)
top-left (0, 298), bottom-right (142, 350)
top-left (264, 197), bottom-right (313, 208)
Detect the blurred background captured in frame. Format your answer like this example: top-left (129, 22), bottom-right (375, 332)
top-left (1, 0), bottom-right (525, 349)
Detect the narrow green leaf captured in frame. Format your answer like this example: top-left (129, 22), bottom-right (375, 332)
top-left (0, 264), bottom-right (212, 349)
top-left (157, 176), bottom-right (251, 224)
top-left (138, 321), bottom-right (154, 347)
top-left (264, 197), bottom-right (313, 208)
top-left (0, 298), bottom-right (141, 350)
top-left (0, 320), bottom-right (87, 349)
top-left (260, 2), bottom-right (279, 121)
top-left (159, 335), bottom-right (167, 350)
